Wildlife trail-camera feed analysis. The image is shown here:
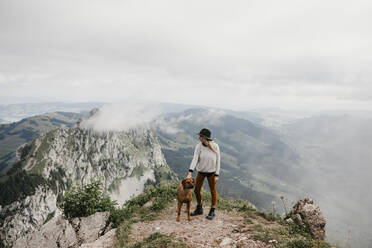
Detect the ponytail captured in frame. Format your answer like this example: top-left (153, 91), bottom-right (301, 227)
top-left (205, 140), bottom-right (218, 153)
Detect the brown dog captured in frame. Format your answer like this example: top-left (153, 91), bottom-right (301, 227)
top-left (176, 178), bottom-right (195, 222)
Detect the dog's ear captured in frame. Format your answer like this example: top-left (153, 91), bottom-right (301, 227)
top-left (182, 179), bottom-right (187, 188)
top-left (191, 178), bottom-right (195, 183)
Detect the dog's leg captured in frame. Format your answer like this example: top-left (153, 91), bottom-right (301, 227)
top-left (187, 201), bottom-right (191, 221)
top-left (176, 202), bottom-right (182, 222)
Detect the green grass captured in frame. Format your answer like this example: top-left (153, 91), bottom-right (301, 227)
top-left (244, 217), bottom-right (254, 224)
top-left (44, 211), bottom-right (55, 224)
top-left (113, 184), bottom-right (178, 248)
top-left (128, 232), bottom-right (187, 248)
top-left (111, 183), bottom-right (332, 248)
top-left (28, 130), bottom-right (57, 174)
top-left (248, 224), bottom-right (332, 248)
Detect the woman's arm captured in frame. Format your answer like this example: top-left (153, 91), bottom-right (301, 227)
top-left (187, 143), bottom-right (200, 178)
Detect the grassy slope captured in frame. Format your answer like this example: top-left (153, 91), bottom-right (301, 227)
top-left (112, 183), bottom-right (332, 248)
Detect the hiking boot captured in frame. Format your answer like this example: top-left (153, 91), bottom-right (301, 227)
top-left (206, 208), bottom-right (215, 220)
top-left (191, 205), bottom-right (203, 216)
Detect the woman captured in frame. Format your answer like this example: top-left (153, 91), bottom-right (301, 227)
top-left (186, 128), bottom-right (220, 220)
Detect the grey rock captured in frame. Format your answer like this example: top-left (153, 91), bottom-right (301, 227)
top-left (286, 218), bottom-right (294, 224)
top-left (1, 187), bottom-right (58, 247)
top-left (290, 197), bottom-right (326, 240)
top-left (13, 231), bottom-right (57, 248)
top-left (220, 237), bottom-right (233, 247)
top-left (80, 228), bottom-right (116, 248)
top-left (13, 212), bottom-right (111, 248)
top-left (75, 212), bottom-right (110, 244)
top-left (143, 200), bottom-right (153, 208)
top-left (13, 215), bottom-right (78, 248)
top-left (295, 213), bottom-right (303, 225)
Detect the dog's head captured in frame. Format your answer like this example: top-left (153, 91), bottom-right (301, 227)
top-left (182, 178), bottom-right (195, 190)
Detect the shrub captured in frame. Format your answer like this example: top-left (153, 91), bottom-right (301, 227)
top-left (114, 184), bottom-right (178, 247)
top-left (0, 171), bottom-right (46, 206)
top-left (60, 179), bottom-right (117, 218)
top-left (286, 238), bottom-right (313, 248)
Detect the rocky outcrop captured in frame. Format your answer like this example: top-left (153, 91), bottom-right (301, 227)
top-left (80, 229), bottom-right (116, 248)
top-left (13, 212), bottom-right (113, 248)
top-left (289, 197), bottom-right (326, 240)
top-left (0, 126), bottom-right (175, 247)
top-left (0, 187), bottom-right (58, 247)
top-left (71, 212), bottom-right (110, 244)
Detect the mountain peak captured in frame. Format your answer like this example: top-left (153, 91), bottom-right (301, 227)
top-left (0, 124), bottom-right (175, 247)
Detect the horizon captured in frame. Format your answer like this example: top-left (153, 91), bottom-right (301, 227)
top-left (1, 100), bottom-right (372, 115)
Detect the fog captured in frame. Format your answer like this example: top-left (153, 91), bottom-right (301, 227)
top-left (279, 114), bottom-right (372, 247)
top-left (80, 101), bottom-right (161, 132)
top-left (153, 107), bottom-right (226, 135)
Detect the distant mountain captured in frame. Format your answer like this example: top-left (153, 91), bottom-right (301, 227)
top-left (0, 102), bottom-right (105, 123)
top-left (0, 112), bottom-right (87, 175)
top-left (158, 103), bottom-right (263, 124)
top-left (153, 108), bottom-right (305, 211)
top-left (158, 102), bottom-right (206, 114)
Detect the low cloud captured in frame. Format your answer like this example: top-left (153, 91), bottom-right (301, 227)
top-left (153, 108), bottom-right (226, 134)
top-left (80, 101), bottom-right (161, 132)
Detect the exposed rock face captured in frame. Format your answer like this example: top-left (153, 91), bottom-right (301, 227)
top-left (80, 229), bottom-right (116, 248)
top-left (290, 197), bottom-right (326, 240)
top-left (72, 212), bottom-right (110, 244)
top-left (13, 212), bottom-right (113, 248)
top-left (0, 187), bottom-right (59, 247)
top-left (0, 126), bottom-right (175, 247)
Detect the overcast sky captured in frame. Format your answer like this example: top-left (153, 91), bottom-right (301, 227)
top-left (0, 0), bottom-right (371, 111)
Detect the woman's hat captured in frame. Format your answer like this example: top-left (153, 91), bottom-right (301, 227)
top-left (197, 128), bottom-right (212, 141)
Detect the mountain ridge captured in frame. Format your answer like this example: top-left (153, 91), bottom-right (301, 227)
top-left (0, 111), bottom-right (88, 175)
top-left (0, 125), bottom-right (175, 247)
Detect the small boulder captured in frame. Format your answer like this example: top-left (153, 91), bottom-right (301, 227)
top-left (80, 228), bottom-right (116, 248)
top-left (220, 237), bottom-right (233, 247)
top-left (74, 211), bottom-right (110, 243)
top-left (290, 197), bottom-right (326, 240)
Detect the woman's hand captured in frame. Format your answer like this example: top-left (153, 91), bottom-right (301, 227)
top-left (186, 172), bottom-right (192, 178)
top-left (214, 176), bottom-right (219, 183)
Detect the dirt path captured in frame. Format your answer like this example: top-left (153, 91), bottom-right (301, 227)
top-left (129, 200), bottom-right (273, 248)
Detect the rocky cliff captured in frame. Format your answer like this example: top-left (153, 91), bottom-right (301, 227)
top-left (0, 126), bottom-right (175, 247)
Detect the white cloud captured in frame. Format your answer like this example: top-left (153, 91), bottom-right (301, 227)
top-left (0, 0), bottom-right (372, 110)
top-left (80, 101), bottom-right (161, 132)
top-left (153, 108), bottom-right (226, 134)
